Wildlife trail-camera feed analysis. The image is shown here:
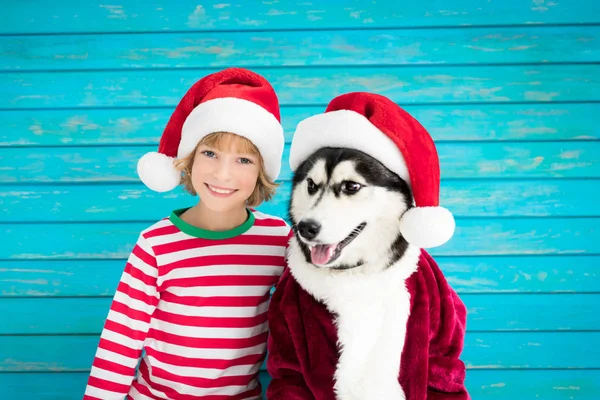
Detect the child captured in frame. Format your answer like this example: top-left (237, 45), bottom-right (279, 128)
top-left (84, 68), bottom-right (291, 400)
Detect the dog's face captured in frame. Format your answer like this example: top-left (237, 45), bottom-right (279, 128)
top-left (289, 147), bottom-right (413, 273)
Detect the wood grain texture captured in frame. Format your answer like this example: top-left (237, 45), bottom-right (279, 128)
top-left (3, 65), bottom-right (599, 109)
top-left (2, 103), bottom-right (599, 147)
top-left (2, 0), bottom-right (599, 34)
top-left (2, 255), bottom-right (598, 297)
top-left (1, 179), bottom-right (599, 223)
top-left (1, 294), bottom-right (597, 334)
top-left (3, 26), bottom-right (599, 71)
top-left (1, 218), bottom-right (597, 260)
top-left (1, 2), bottom-right (598, 398)
top-left (1, 370), bottom-right (598, 400)
top-left (1, 332), bottom-right (598, 372)
top-left (1, 141), bottom-right (598, 184)
top-left (440, 255), bottom-right (600, 293)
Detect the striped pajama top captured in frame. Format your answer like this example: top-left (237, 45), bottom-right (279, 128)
top-left (84, 208), bottom-right (291, 400)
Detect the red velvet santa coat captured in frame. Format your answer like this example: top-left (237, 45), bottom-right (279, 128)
top-left (266, 248), bottom-right (469, 400)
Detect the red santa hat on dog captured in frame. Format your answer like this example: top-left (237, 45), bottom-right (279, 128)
top-left (138, 68), bottom-right (284, 192)
top-left (289, 92), bottom-right (455, 248)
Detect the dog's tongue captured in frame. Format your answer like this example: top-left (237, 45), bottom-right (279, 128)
top-left (310, 244), bottom-right (337, 265)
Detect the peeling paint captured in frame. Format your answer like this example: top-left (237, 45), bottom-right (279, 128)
top-left (524, 91), bottom-right (560, 101)
top-left (0, 278), bottom-right (48, 285)
top-left (266, 9), bottom-right (297, 16)
top-left (187, 5), bottom-right (211, 29)
top-left (553, 386), bottom-right (581, 391)
top-left (99, 4), bottom-right (127, 20)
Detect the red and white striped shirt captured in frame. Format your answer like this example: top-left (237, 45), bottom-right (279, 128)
top-left (84, 208), bottom-right (291, 400)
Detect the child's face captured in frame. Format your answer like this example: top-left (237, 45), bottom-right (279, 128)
top-left (191, 136), bottom-right (260, 213)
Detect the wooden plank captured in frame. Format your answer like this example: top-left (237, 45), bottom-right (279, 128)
top-left (0, 182), bottom-right (278, 222)
top-left (0, 372), bottom-right (90, 400)
top-left (438, 218), bottom-right (598, 256)
top-left (462, 294), bottom-right (600, 331)
top-left (1, 218), bottom-right (597, 260)
top-left (439, 255), bottom-right (600, 294)
top-left (2, 141), bottom-right (598, 184)
top-left (1, 370), bottom-right (599, 400)
top-left (2, 255), bottom-right (598, 297)
top-left (465, 370), bottom-right (600, 400)
top-left (462, 332), bottom-right (600, 369)
top-left (440, 179), bottom-right (600, 218)
top-left (2, 103), bottom-right (599, 147)
top-left (3, 65), bottom-right (599, 109)
top-left (1, 332), bottom-right (598, 372)
top-left (0, 260), bottom-right (121, 297)
top-left (2, 179), bottom-right (599, 223)
top-left (2, 0), bottom-right (599, 34)
top-left (0, 371), bottom-right (271, 400)
top-left (1, 294), bottom-right (597, 335)
top-left (3, 26), bottom-right (599, 71)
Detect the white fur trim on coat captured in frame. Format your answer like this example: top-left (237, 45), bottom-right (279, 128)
top-left (179, 97), bottom-right (284, 180)
top-left (289, 110), bottom-right (409, 182)
top-left (287, 239), bottom-right (421, 400)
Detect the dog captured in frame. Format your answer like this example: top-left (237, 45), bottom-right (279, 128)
top-left (266, 91), bottom-right (469, 400)
top-left (289, 146), bottom-right (414, 273)
top-left (285, 146), bottom-right (423, 399)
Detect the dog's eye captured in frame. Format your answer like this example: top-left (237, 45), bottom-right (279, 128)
top-left (342, 181), bottom-right (362, 194)
top-left (306, 178), bottom-right (318, 195)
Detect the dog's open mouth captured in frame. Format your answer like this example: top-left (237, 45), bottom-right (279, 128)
top-left (309, 222), bottom-right (366, 266)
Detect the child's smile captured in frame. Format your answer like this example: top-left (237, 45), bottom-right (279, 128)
top-left (204, 183), bottom-right (238, 197)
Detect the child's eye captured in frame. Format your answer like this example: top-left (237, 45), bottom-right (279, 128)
top-left (202, 150), bottom-right (216, 158)
top-left (239, 157), bottom-right (253, 164)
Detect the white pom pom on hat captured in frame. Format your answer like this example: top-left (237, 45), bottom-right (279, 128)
top-left (399, 206), bottom-right (455, 249)
top-left (137, 67), bottom-right (284, 193)
top-left (289, 92), bottom-right (455, 248)
top-left (137, 152), bottom-right (180, 193)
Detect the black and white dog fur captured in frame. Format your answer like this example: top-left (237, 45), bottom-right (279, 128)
top-left (286, 147), bottom-right (423, 400)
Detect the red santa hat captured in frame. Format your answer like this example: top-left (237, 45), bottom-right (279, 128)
top-left (289, 92), bottom-right (455, 248)
top-left (137, 67), bottom-right (284, 192)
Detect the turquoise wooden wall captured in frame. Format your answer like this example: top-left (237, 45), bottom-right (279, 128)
top-left (1, 1), bottom-right (599, 398)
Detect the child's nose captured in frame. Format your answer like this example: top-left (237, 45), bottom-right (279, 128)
top-left (212, 160), bottom-right (233, 181)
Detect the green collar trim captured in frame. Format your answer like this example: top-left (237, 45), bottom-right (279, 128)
top-left (169, 207), bottom-right (255, 239)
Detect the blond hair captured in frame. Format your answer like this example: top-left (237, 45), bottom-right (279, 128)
top-left (174, 132), bottom-right (278, 207)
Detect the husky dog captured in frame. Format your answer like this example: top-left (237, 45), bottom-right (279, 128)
top-left (286, 147), bottom-right (423, 399)
top-left (267, 92), bottom-right (468, 400)
top-left (289, 147), bottom-right (414, 273)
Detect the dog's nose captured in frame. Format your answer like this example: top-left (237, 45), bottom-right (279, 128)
top-left (297, 220), bottom-right (321, 241)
